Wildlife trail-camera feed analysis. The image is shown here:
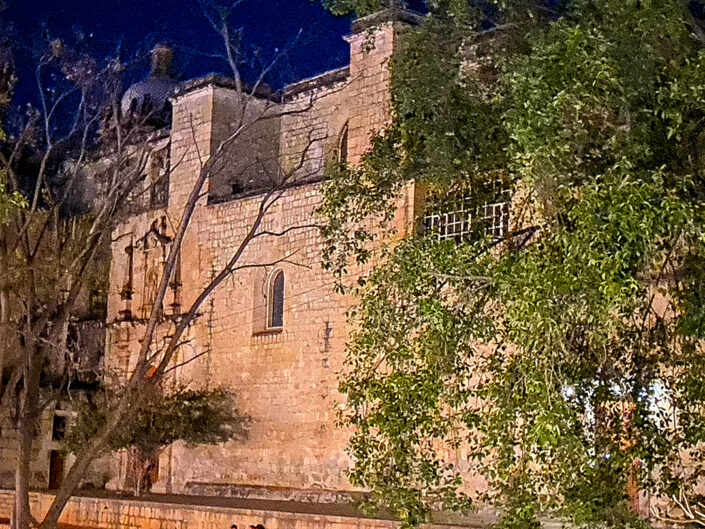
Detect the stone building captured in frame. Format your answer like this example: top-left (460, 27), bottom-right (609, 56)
top-left (0, 3), bottom-right (512, 502)
top-left (0, 11), bottom-right (521, 529)
top-left (102, 6), bottom-right (426, 501)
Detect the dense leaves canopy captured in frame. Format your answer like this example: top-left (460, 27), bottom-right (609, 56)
top-left (65, 384), bottom-right (247, 455)
top-left (0, 174), bottom-right (25, 220)
top-left (319, 1), bottom-right (705, 528)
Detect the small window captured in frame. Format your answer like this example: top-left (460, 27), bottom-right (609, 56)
top-left (52, 415), bottom-right (66, 442)
top-left (140, 94), bottom-right (153, 115)
top-left (337, 121), bottom-right (349, 163)
top-left (267, 270), bottom-right (284, 329)
top-left (423, 182), bottom-right (510, 242)
top-left (231, 181), bottom-right (244, 195)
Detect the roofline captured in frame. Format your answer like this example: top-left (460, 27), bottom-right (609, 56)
top-left (208, 176), bottom-right (326, 208)
top-left (282, 67), bottom-right (350, 100)
top-left (350, 7), bottom-right (424, 34)
top-left (170, 9), bottom-right (424, 102)
top-left (172, 74), bottom-right (280, 102)
top-left (171, 66), bottom-right (352, 104)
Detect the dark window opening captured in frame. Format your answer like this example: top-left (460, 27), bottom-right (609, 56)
top-left (52, 415), bottom-right (66, 441)
top-left (268, 271), bottom-right (284, 329)
top-left (49, 450), bottom-right (64, 489)
top-left (140, 94), bottom-right (153, 115)
top-left (231, 181), bottom-right (244, 195)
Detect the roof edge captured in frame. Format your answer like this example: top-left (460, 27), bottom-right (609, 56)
top-left (283, 67), bottom-right (350, 100)
top-left (351, 7), bottom-right (424, 33)
top-left (172, 74), bottom-right (279, 102)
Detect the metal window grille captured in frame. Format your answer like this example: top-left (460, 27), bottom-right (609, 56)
top-left (480, 200), bottom-right (510, 239)
top-left (424, 195), bottom-right (474, 241)
top-left (424, 187), bottom-right (510, 241)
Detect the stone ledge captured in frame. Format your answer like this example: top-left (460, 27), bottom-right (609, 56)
top-left (172, 75), bottom-right (279, 102)
top-left (0, 490), bottom-right (496, 529)
top-left (283, 68), bottom-right (350, 100)
top-left (351, 8), bottom-right (424, 34)
top-left (0, 518), bottom-right (100, 529)
top-left (183, 483), bottom-right (358, 505)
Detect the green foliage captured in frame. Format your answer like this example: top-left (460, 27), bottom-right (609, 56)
top-left (318, 0), bottom-right (563, 23)
top-left (321, 1), bottom-right (705, 528)
top-left (64, 384), bottom-right (247, 455)
top-left (318, 0), bottom-right (384, 16)
top-left (0, 171), bottom-right (27, 222)
top-left (319, 13), bottom-right (512, 280)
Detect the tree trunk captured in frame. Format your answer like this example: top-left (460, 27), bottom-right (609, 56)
top-left (37, 400), bottom-right (133, 529)
top-left (0, 288), bottom-right (8, 393)
top-left (14, 347), bottom-right (42, 529)
top-left (0, 224), bottom-right (8, 393)
top-left (131, 448), bottom-right (142, 497)
top-left (14, 415), bottom-right (33, 529)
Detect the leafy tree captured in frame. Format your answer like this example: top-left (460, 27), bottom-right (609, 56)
top-left (320, 1), bottom-right (705, 528)
top-left (64, 384), bottom-right (248, 496)
top-left (0, 43), bottom-right (25, 223)
top-left (0, 3), bottom-right (324, 528)
top-left (0, 174), bottom-right (25, 220)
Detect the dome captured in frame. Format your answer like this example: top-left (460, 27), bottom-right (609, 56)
top-left (121, 75), bottom-right (176, 116)
top-left (121, 45), bottom-right (176, 118)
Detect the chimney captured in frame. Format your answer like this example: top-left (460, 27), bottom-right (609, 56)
top-left (150, 44), bottom-right (173, 78)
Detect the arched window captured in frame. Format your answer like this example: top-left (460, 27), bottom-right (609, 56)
top-left (267, 270), bottom-right (284, 329)
top-left (337, 121), bottom-right (349, 163)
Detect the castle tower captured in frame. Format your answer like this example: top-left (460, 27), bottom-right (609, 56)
top-left (344, 5), bottom-right (422, 165)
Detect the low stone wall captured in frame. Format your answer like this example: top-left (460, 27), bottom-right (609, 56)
top-left (183, 484), bottom-right (358, 505)
top-left (0, 491), bottom-right (480, 529)
top-left (0, 491), bottom-right (12, 519)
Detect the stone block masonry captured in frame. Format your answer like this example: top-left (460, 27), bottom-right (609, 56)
top-left (0, 491), bottom-right (488, 529)
top-left (103, 8), bottom-right (426, 499)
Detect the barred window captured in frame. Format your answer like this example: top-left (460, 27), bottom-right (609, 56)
top-left (424, 194), bottom-right (474, 241)
top-left (423, 185), bottom-right (510, 241)
top-left (480, 199), bottom-right (510, 239)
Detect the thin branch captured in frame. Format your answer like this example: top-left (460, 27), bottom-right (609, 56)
top-left (253, 223), bottom-right (320, 238)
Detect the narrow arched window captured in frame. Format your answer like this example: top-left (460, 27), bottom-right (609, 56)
top-left (267, 270), bottom-right (284, 329)
top-left (337, 121), bottom-right (349, 163)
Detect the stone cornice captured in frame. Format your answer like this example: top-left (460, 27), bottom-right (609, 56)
top-left (351, 7), bottom-right (424, 34)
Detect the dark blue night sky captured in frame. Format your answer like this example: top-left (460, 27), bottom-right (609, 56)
top-left (5, 0), bottom-right (354, 103)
